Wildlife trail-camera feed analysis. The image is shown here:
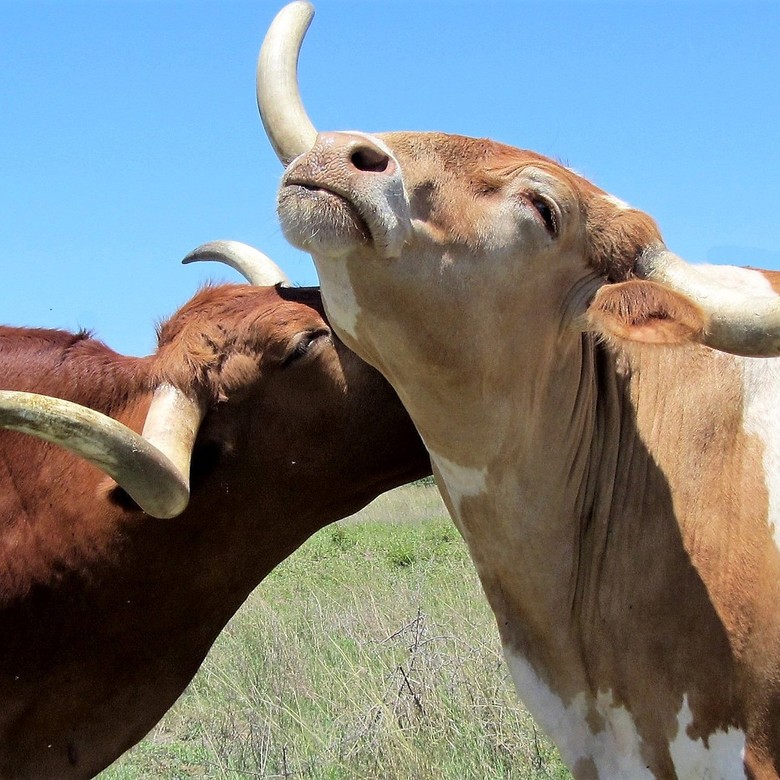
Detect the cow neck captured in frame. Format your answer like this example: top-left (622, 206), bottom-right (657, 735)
top-left (415, 328), bottom-right (598, 681)
top-left (478, 337), bottom-right (780, 775)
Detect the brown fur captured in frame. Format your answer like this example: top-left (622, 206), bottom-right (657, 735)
top-left (581, 194), bottom-right (664, 281)
top-left (587, 280), bottom-right (707, 345)
top-left (277, 126), bottom-right (780, 777)
top-left (0, 284), bottom-right (431, 779)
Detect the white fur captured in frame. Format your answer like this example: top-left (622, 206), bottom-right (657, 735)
top-left (741, 356), bottom-right (780, 554)
top-left (315, 256), bottom-right (361, 340)
top-left (503, 650), bottom-right (653, 779)
top-left (695, 264), bottom-right (778, 297)
top-left (669, 696), bottom-right (746, 779)
top-left (734, 265), bottom-right (780, 553)
top-left (428, 450), bottom-right (488, 513)
top-left (504, 650), bottom-right (747, 778)
top-left (602, 194), bottom-right (632, 211)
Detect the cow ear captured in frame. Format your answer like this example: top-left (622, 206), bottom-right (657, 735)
top-left (586, 280), bottom-right (707, 345)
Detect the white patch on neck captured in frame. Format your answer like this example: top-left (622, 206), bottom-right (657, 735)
top-left (503, 650), bottom-right (653, 779)
top-left (669, 695), bottom-right (746, 779)
top-left (504, 651), bottom-right (747, 778)
top-left (428, 450), bottom-right (488, 513)
top-left (730, 263), bottom-right (780, 552)
top-left (602, 193), bottom-right (632, 211)
top-left (314, 256), bottom-right (361, 341)
top-left (741, 356), bottom-right (780, 553)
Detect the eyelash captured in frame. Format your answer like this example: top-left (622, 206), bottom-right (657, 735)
top-left (530, 196), bottom-right (559, 238)
top-left (282, 329), bottom-right (331, 367)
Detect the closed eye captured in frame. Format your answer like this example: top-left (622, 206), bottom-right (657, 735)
top-left (281, 328), bottom-right (332, 367)
top-left (530, 196), bottom-right (559, 239)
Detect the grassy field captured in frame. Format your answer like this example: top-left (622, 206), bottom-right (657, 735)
top-left (101, 483), bottom-right (569, 780)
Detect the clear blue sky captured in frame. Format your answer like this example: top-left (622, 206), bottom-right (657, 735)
top-left (3, 1), bottom-right (779, 356)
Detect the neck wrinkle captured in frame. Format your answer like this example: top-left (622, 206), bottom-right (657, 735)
top-left (568, 339), bottom-right (640, 637)
top-left (444, 334), bottom-right (602, 696)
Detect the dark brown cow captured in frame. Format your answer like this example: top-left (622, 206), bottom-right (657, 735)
top-left (0, 242), bottom-right (430, 779)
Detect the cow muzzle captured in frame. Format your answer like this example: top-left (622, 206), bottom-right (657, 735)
top-left (259, 4), bottom-right (411, 258)
top-left (279, 131), bottom-right (412, 259)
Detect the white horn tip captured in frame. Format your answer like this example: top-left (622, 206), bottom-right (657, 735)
top-left (257, 1), bottom-right (319, 166)
top-left (182, 240), bottom-right (291, 287)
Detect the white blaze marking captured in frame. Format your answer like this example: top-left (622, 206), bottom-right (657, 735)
top-left (315, 256), bottom-right (361, 340)
top-left (669, 696), bottom-right (746, 779)
top-left (723, 265), bottom-right (780, 552)
top-left (602, 194), bottom-right (633, 211)
top-left (428, 450), bottom-right (488, 513)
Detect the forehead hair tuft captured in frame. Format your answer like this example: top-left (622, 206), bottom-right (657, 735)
top-left (583, 196), bottom-right (663, 282)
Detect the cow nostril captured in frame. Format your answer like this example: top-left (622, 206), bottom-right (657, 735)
top-left (350, 145), bottom-right (390, 173)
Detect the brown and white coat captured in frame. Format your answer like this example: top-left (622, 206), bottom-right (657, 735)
top-left (259, 4), bottom-right (780, 777)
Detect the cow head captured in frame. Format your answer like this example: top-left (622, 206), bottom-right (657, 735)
top-left (0, 241), bottom-right (430, 520)
top-left (259, 2), bottom-right (780, 403)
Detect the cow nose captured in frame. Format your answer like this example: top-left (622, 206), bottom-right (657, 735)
top-left (352, 143), bottom-right (390, 173)
top-left (317, 132), bottom-right (396, 176)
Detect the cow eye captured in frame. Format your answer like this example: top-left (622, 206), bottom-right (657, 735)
top-left (530, 196), bottom-right (559, 239)
top-left (282, 328), bottom-right (332, 367)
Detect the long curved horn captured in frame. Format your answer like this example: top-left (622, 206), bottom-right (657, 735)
top-left (182, 240), bottom-right (291, 286)
top-left (257, 1), bottom-right (318, 165)
top-left (0, 385), bottom-right (204, 519)
top-left (636, 247), bottom-right (780, 357)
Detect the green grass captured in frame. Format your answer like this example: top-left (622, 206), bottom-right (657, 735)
top-left (101, 484), bottom-right (569, 780)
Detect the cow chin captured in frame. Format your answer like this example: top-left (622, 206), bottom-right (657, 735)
top-left (278, 184), bottom-right (370, 257)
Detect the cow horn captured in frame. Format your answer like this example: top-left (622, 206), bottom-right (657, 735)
top-left (0, 385), bottom-right (204, 519)
top-left (182, 240), bottom-right (291, 286)
top-left (257, 1), bottom-right (318, 165)
top-left (635, 246), bottom-right (780, 357)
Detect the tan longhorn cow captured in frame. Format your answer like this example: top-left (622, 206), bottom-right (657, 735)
top-left (0, 241), bottom-right (430, 780)
top-left (259, 3), bottom-right (780, 778)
